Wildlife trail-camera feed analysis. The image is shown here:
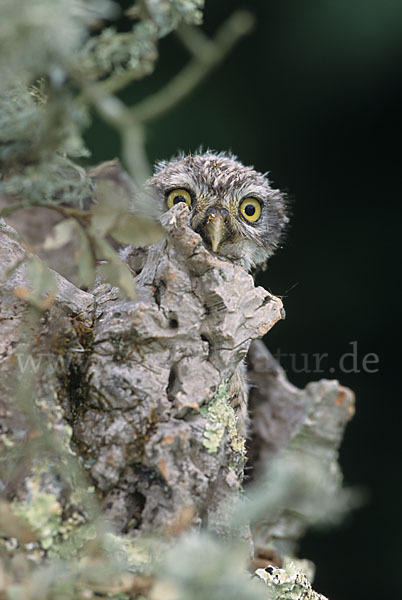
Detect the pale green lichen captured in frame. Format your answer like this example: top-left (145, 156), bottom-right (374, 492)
top-left (255, 563), bottom-right (328, 600)
top-left (0, 0), bottom-right (115, 88)
top-left (13, 490), bottom-right (62, 551)
top-left (200, 383), bottom-right (245, 454)
top-left (10, 455), bottom-right (99, 557)
top-left (81, 0), bottom-right (204, 79)
top-left (103, 532), bottom-right (154, 573)
top-left (49, 522), bottom-right (97, 559)
top-left (145, 0), bottom-right (204, 36)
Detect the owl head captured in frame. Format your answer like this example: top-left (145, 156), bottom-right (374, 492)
top-left (147, 151), bottom-right (288, 272)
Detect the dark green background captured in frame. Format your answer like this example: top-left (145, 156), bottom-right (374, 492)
top-left (86, 2), bottom-right (401, 598)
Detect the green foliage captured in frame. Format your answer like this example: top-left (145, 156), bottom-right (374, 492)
top-left (37, 179), bottom-right (164, 292)
top-left (0, 0), bottom-right (204, 171)
top-left (0, 0), bottom-right (115, 87)
top-left (239, 452), bottom-right (352, 533)
top-left (74, 220), bottom-right (98, 288)
top-left (0, 0), bottom-right (109, 167)
top-left (25, 257), bottom-right (57, 309)
top-left (151, 533), bottom-right (266, 600)
top-left (92, 179), bottom-right (163, 247)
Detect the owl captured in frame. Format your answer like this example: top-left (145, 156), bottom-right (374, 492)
top-left (119, 152), bottom-right (287, 445)
top-left (143, 151), bottom-right (288, 273)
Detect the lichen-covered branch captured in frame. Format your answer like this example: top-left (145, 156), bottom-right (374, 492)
top-left (64, 202), bottom-right (283, 534)
top-left (0, 194), bottom-right (354, 599)
top-left (87, 9), bottom-right (255, 185)
top-left (129, 10), bottom-right (255, 125)
top-left (246, 340), bottom-right (355, 560)
top-left (0, 201), bottom-right (283, 532)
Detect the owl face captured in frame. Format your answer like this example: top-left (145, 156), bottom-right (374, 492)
top-left (147, 152), bottom-right (288, 272)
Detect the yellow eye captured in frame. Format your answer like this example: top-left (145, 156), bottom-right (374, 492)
top-left (167, 188), bottom-right (192, 209)
top-left (239, 198), bottom-right (261, 222)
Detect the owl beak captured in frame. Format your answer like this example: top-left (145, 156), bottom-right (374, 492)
top-left (206, 215), bottom-right (226, 252)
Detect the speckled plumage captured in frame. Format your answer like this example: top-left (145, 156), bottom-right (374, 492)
top-left (121, 151), bottom-right (288, 437)
top-left (147, 151), bottom-right (288, 272)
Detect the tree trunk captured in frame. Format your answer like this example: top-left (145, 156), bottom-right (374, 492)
top-left (0, 170), bottom-right (354, 587)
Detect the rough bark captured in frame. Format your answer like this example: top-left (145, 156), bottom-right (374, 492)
top-left (70, 203), bottom-right (283, 535)
top-left (0, 203), bottom-right (284, 536)
top-left (247, 341), bottom-right (355, 560)
top-left (0, 174), bottom-right (355, 580)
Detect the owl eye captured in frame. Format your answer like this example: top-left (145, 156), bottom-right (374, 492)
top-left (167, 188), bottom-right (192, 209)
top-left (239, 197), bottom-right (262, 222)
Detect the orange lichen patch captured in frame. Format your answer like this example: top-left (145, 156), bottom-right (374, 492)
top-left (336, 388), bottom-right (347, 406)
top-left (177, 401), bottom-right (199, 412)
top-left (158, 458), bottom-right (169, 481)
top-left (13, 285), bottom-right (29, 299)
top-left (336, 387), bottom-right (356, 418)
top-left (161, 435), bottom-right (175, 446)
top-left (13, 286), bottom-right (56, 310)
top-left (249, 546), bottom-right (283, 573)
top-left (131, 313), bottom-right (144, 328)
top-left (166, 505), bottom-right (196, 537)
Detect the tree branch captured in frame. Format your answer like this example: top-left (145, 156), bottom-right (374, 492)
top-left (130, 10), bottom-right (255, 124)
top-left (82, 10), bottom-right (255, 186)
top-left (0, 191), bottom-right (355, 598)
